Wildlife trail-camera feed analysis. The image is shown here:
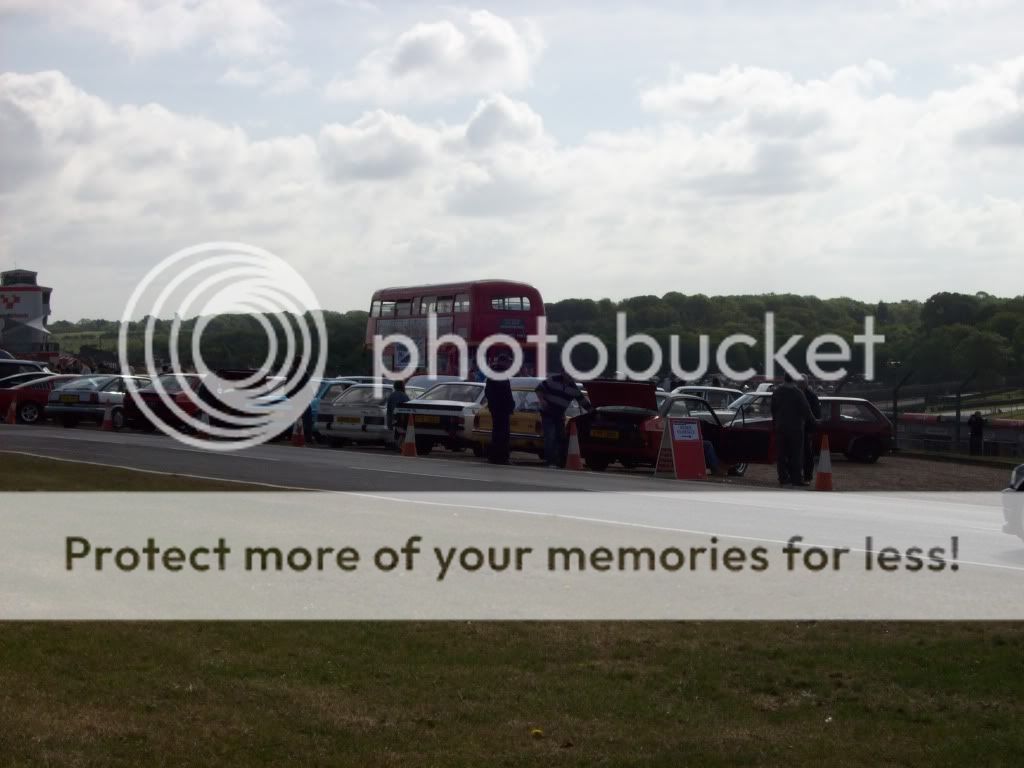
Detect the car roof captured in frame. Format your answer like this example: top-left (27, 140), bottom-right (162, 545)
top-left (819, 396), bottom-right (870, 403)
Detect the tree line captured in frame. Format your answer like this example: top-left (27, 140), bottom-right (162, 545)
top-left (49, 291), bottom-right (1024, 387)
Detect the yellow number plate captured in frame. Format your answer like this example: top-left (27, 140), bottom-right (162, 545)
top-left (335, 416), bottom-right (360, 424)
top-left (60, 394), bottom-right (79, 403)
top-left (415, 415), bottom-right (441, 424)
top-left (591, 428), bottom-right (619, 439)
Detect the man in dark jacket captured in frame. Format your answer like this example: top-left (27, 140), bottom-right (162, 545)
top-left (771, 373), bottom-right (815, 486)
top-left (799, 377), bottom-right (822, 482)
top-left (484, 355), bottom-right (516, 464)
top-left (536, 371), bottom-right (590, 468)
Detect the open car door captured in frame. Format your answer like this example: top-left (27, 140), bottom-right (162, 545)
top-left (717, 403), bottom-right (776, 465)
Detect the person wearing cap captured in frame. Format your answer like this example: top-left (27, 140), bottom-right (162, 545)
top-left (484, 353), bottom-right (516, 464)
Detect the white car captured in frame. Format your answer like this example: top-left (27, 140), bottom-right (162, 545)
top-left (395, 381), bottom-right (486, 455)
top-left (320, 383), bottom-right (425, 447)
top-left (670, 385), bottom-right (744, 410)
top-left (46, 374), bottom-right (152, 429)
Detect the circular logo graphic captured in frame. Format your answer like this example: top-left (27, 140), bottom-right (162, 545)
top-left (118, 242), bottom-right (327, 451)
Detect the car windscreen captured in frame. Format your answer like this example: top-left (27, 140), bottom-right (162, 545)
top-left (53, 375), bottom-right (115, 391)
top-left (145, 374), bottom-right (201, 393)
top-left (336, 386), bottom-right (389, 405)
top-left (419, 383), bottom-right (481, 402)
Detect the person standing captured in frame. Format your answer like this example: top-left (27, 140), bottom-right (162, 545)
top-left (771, 373), bottom-right (814, 486)
top-left (386, 379), bottom-right (410, 447)
top-left (484, 356), bottom-right (516, 464)
top-left (798, 377), bottom-right (822, 483)
top-left (968, 411), bottom-right (986, 456)
top-left (535, 371), bottom-right (590, 468)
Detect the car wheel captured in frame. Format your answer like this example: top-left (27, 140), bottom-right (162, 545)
top-left (620, 459), bottom-right (639, 469)
top-left (416, 438), bottom-right (433, 455)
top-left (472, 443), bottom-right (484, 457)
top-left (19, 401), bottom-right (41, 424)
top-left (728, 462), bottom-right (748, 477)
top-left (851, 439), bottom-right (880, 464)
top-left (60, 415), bottom-right (80, 428)
top-left (586, 458), bottom-right (609, 472)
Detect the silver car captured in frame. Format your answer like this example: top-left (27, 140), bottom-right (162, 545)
top-left (319, 383), bottom-right (424, 447)
top-left (395, 381), bottom-right (487, 455)
top-left (46, 374), bottom-right (152, 429)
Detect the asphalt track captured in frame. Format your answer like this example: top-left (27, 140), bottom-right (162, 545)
top-left (0, 423), bottom-right (715, 494)
top-left (3, 423), bottom-right (1024, 618)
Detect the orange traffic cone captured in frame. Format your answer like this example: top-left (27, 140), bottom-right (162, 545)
top-left (100, 405), bottom-right (115, 431)
top-left (564, 420), bottom-right (584, 471)
top-left (814, 434), bottom-right (834, 491)
top-left (401, 417), bottom-right (418, 457)
top-left (4, 398), bottom-right (17, 425)
top-left (290, 416), bottom-right (306, 447)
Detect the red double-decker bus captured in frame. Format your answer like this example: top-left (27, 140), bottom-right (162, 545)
top-left (365, 280), bottom-right (545, 376)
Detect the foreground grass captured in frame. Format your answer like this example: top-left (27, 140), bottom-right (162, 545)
top-left (1, 622), bottom-right (1023, 766)
top-left (3, 456), bottom-right (1022, 765)
top-left (0, 453), bottom-right (267, 491)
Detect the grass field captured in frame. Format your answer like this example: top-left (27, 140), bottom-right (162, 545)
top-left (2, 454), bottom-right (1022, 766)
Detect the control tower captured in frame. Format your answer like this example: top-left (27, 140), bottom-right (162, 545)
top-left (0, 269), bottom-right (58, 362)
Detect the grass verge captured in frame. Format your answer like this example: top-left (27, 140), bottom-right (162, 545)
top-left (0, 453), bottom-right (268, 491)
top-left (2, 456), bottom-right (1022, 765)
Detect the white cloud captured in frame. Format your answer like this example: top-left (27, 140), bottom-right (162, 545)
top-left (463, 94), bottom-right (545, 148)
top-left (220, 61), bottom-right (312, 95)
top-left (319, 110), bottom-right (442, 180)
top-left (3, 56), bottom-right (1024, 319)
top-left (1, 0), bottom-right (288, 57)
top-left (325, 10), bottom-right (543, 105)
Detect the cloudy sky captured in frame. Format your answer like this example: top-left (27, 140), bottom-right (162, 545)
top-left (1, 0), bottom-right (1023, 321)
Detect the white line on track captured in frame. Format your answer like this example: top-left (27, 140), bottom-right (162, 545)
top-left (3, 449), bottom-right (1021, 575)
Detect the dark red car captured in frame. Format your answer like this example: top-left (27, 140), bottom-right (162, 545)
top-left (0, 374), bottom-right (84, 424)
top-left (570, 380), bottom-right (772, 473)
top-left (724, 393), bottom-right (893, 463)
top-left (122, 373), bottom-right (205, 432)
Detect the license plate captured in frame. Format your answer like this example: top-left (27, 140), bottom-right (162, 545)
top-left (591, 428), bottom-right (619, 440)
top-left (335, 416), bottom-right (360, 424)
top-left (60, 394), bottom-right (79, 403)
top-left (415, 415), bottom-right (440, 424)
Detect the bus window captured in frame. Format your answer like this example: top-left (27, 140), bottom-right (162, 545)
top-left (421, 296), bottom-right (437, 315)
top-left (491, 296), bottom-right (525, 311)
top-left (454, 293), bottom-right (471, 312)
top-left (522, 296), bottom-right (531, 310)
top-left (370, 300), bottom-right (380, 317)
top-left (380, 301), bottom-right (396, 317)
top-left (395, 300), bottom-right (411, 317)
top-left (436, 296), bottom-right (454, 313)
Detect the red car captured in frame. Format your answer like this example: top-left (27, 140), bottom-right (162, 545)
top-left (571, 380), bottom-right (772, 473)
top-left (0, 374), bottom-right (84, 424)
top-left (122, 373), bottom-right (206, 432)
top-left (724, 393), bottom-right (893, 463)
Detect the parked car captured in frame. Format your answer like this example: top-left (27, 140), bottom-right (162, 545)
top-left (310, 378), bottom-right (364, 440)
top-left (1001, 464), bottom-right (1024, 541)
top-left (0, 374), bottom-right (84, 424)
top-left (122, 373), bottom-right (206, 432)
top-left (726, 393), bottom-right (893, 463)
top-left (320, 382), bottom-right (424, 447)
top-left (472, 377), bottom-right (585, 460)
top-left (0, 358), bottom-right (50, 381)
top-left (46, 374), bottom-right (152, 429)
top-left (0, 370), bottom-right (54, 388)
top-left (395, 381), bottom-right (486, 454)
top-left (670, 385), bottom-right (744, 410)
top-left (570, 379), bottom-right (769, 473)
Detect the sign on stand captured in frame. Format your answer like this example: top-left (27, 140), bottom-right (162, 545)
top-left (655, 417), bottom-right (706, 480)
